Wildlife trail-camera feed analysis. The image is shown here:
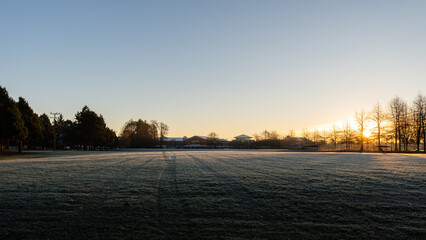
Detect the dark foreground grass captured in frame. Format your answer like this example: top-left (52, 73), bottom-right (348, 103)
top-left (0, 151), bottom-right (425, 239)
top-left (0, 150), bottom-right (100, 161)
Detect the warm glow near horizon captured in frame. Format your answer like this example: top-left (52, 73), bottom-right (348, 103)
top-left (363, 129), bottom-right (372, 138)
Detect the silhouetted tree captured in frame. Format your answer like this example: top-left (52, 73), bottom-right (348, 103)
top-left (39, 113), bottom-right (53, 149)
top-left (58, 118), bottom-right (78, 148)
top-left (370, 102), bottom-right (386, 147)
top-left (252, 133), bottom-right (261, 142)
top-left (120, 119), bottom-right (157, 148)
top-left (261, 130), bottom-right (270, 140)
top-left (0, 86), bottom-right (28, 152)
top-left (104, 127), bottom-right (118, 148)
top-left (150, 120), bottom-right (159, 140)
top-left (207, 132), bottom-right (218, 146)
top-left (342, 121), bottom-right (355, 150)
top-left (302, 128), bottom-right (310, 141)
top-left (313, 129), bottom-right (320, 143)
top-left (399, 101), bottom-right (411, 151)
top-left (412, 93), bottom-right (425, 152)
top-left (355, 109), bottom-right (368, 151)
top-left (389, 97), bottom-right (404, 151)
top-left (159, 122), bottom-right (169, 147)
top-left (329, 124), bottom-right (340, 150)
top-left (17, 97), bottom-right (42, 149)
top-left (254, 130), bottom-right (281, 148)
top-left (75, 106), bottom-right (108, 149)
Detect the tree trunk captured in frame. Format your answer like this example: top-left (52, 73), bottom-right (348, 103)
top-left (377, 128), bottom-right (381, 147)
top-left (416, 129), bottom-right (420, 152)
top-left (394, 129), bottom-right (398, 151)
top-left (0, 143), bottom-right (2, 153)
top-left (398, 129), bottom-right (402, 152)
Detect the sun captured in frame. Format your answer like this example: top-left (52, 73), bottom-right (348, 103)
top-left (363, 129), bottom-right (371, 138)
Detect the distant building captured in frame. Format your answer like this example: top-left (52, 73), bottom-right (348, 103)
top-left (283, 136), bottom-right (309, 144)
top-left (158, 136), bottom-right (186, 148)
top-left (184, 136), bottom-right (209, 148)
top-left (159, 135), bottom-right (231, 149)
top-left (234, 134), bottom-right (252, 142)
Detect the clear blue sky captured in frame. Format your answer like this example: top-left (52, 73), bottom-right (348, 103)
top-left (1, 0), bottom-right (426, 139)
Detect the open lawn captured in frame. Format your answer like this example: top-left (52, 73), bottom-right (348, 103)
top-left (0, 150), bottom-right (425, 239)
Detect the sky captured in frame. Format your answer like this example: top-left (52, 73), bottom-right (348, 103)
top-left (1, 0), bottom-right (426, 139)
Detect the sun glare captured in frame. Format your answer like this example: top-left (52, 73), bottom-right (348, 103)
top-left (363, 129), bottom-right (371, 138)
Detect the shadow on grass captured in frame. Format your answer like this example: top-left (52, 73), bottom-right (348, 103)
top-left (0, 151), bottom-right (94, 161)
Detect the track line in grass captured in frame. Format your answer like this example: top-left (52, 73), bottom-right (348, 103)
top-left (154, 152), bottom-right (168, 235)
top-left (97, 155), bottom-right (157, 202)
top-left (186, 153), bottom-right (268, 223)
top-left (154, 152), bottom-right (198, 238)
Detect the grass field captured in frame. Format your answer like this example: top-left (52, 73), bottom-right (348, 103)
top-left (0, 150), bottom-right (425, 239)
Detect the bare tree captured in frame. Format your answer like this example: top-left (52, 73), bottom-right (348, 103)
top-left (207, 132), bottom-right (219, 147)
top-left (389, 97), bottom-right (404, 151)
top-left (313, 129), bottom-right (320, 143)
top-left (412, 93), bottom-right (426, 151)
top-left (342, 121), bottom-right (355, 150)
top-left (370, 102), bottom-right (386, 148)
top-left (261, 130), bottom-right (270, 140)
top-left (150, 120), bottom-right (159, 139)
top-left (399, 101), bottom-right (411, 151)
top-left (302, 128), bottom-right (310, 141)
top-left (355, 109), bottom-right (368, 151)
top-left (253, 133), bottom-right (262, 142)
top-left (322, 129), bottom-right (327, 145)
top-left (207, 132), bottom-right (218, 140)
top-left (159, 122), bottom-right (169, 147)
top-left (329, 124), bottom-right (340, 150)
top-left (269, 130), bottom-right (280, 140)
top-left (288, 129), bottom-right (295, 138)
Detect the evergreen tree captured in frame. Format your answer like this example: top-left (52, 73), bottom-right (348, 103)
top-left (39, 113), bottom-right (53, 149)
top-left (17, 97), bottom-right (43, 149)
top-left (75, 106), bottom-right (106, 149)
top-left (0, 86), bottom-right (28, 152)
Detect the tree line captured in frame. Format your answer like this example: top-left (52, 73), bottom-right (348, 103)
top-left (0, 85), bottom-right (169, 152)
top-left (351, 93), bottom-right (426, 152)
top-left (237, 93), bottom-right (426, 152)
top-left (2, 83), bottom-right (424, 152)
top-left (0, 85), bottom-right (118, 152)
top-left (262, 93), bottom-right (426, 152)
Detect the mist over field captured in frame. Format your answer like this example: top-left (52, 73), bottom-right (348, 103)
top-left (1, 151), bottom-right (424, 239)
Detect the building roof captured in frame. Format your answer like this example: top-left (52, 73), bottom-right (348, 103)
top-left (234, 134), bottom-right (252, 139)
top-left (284, 136), bottom-right (308, 141)
top-left (188, 135), bottom-right (208, 140)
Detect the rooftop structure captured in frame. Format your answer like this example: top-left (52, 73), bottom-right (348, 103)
top-left (234, 134), bottom-right (252, 141)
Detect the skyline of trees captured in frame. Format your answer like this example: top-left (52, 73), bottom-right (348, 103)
top-left (282, 93), bottom-right (426, 152)
top-left (0, 86), bottom-right (27, 152)
top-left (2, 84), bottom-right (426, 152)
top-left (0, 85), bottom-right (120, 151)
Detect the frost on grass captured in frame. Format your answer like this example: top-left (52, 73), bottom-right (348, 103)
top-left (0, 151), bottom-right (425, 239)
